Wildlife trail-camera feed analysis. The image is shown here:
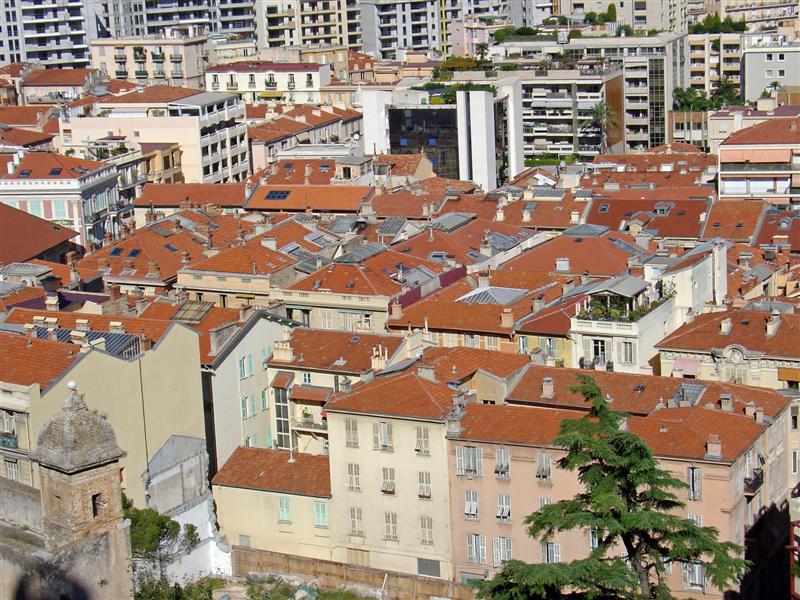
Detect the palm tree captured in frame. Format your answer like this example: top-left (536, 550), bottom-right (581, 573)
top-left (474, 42), bottom-right (489, 63)
top-left (582, 101), bottom-right (617, 154)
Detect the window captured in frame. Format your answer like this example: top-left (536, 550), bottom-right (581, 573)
top-left (778, 53), bottom-right (785, 61)
top-left (589, 527), bottom-right (600, 551)
top-left (688, 513), bottom-right (702, 527)
top-left (766, 53), bottom-right (773, 61)
top-left (275, 387), bottom-right (290, 449)
top-left (779, 69), bottom-right (786, 78)
top-left (418, 471), bottom-right (432, 498)
top-left (465, 334), bottom-right (478, 348)
top-left (485, 336), bottom-right (499, 351)
top-left (384, 512), bottom-right (398, 540)
top-left (381, 467), bottom-right (396, 494)
top-left (319, 309), bottom-right (333, 329)
top-left (536, 451), bottom-right (551, 482)
top-left (793, 450), bottom-right (798, 475)
top-left (261, 347), bottom-right (272, 368)
top-left (420, 515), bottom-right (434, 545)
top-left (541, 541), bottom-right (560, 563)
top-left (592, 339), bottom-right (606, 361)
top-left (27, 200), bottom-right (43, 217)
top-left (687, 466), bottom-right (702, 500)
top-left (456, 446), bottom-right (483, 476)
top-left (465, 490), bottom-right (479, 519)
top-left (766, 69), bottom-right (774, 78)
top-left (372, 421), bottom-right (393, 451)
top-left (792, 407), bottom-right (798, 430)
top-left (347, 463), bottom-right (360, 491)
top-left (599, 204), bottom-right (609, 213)
top-left (239, 534), bottom-right (250, 547)
top-left (4, 459), bottom-right (19, 482)
top-left (260, 389), bottom-right (268, 411)
top-left (493, 537), bottom-right (512, 567)
top-left (91, 493), bottom-right (103, 518)
top-left (248, 73), bottom-right (256, 87)
top-left (539, 497), bottom-right (552, 508)
top-left (497, 493), bottom-right (511, 522)
top-left (495, 448), bottom-right (509, 478)
top-left (345, 418), bottom-right (358, 447)
top-left (622, 341), bottom-right (634, 364)
top-left (681, 562), bottom-right (705, 590)
top-left (241, 397), bottom-right (248, 420)
top-left (467, 533), bottom-right (486, 564)
top-left (415, 426), bottom-right (430, 455)
top-left (278, 497), bottom-right (291, 522)
top-left (248, 394), bottom-right (255, 417)
top-left (53, 200), bottom-right (67, 219)
top-left (314, 501), bottom-right (328, 527)
top-left (302, 372), bottom-right (312, 385)
top-left (238, 355), bottom-right (253, 379)
top-left (349, 507), bottom-right (363, 535)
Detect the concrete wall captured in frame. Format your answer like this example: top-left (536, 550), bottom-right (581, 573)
top-left (0, 477), bottom-right (41, 530)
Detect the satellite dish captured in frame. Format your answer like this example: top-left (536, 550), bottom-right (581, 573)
top-left (353, 132), bottom-right (361, 141)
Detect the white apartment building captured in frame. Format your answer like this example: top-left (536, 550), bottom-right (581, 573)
top-left (59, 86), bottom-right (249, 185)
top-left (205, 61), bottom-right (332, 103)
top-left (0, 0), bottom-right (90, 67)
top-left (557, 0), bottom-right (690, 34)
top-left (0, 152), bottom-right (120, 248)
top-left (85, 0), bottom-right (146, 40)
top-left (719, 0), bottom-right (799, 30)
top-left (90, 27), bottom-right (210, 89)
top-left (742, 33), bottom-right (800, 102)
top-left (141, 0), bottom-right (255, 39)
top-left (255, 0), bottom-right (362, 50)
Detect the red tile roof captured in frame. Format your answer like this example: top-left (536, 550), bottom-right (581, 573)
top-left (290, 385), bottom-right (333, 404)
top-left (585, 195), bottom-right (711, 239)
top-left (372, 153), bottom-right (424, 176)
top-left (245, 185), bottom-right (372, 213)
top-left (0, 126), bottom-right (53, 147)
top-left (100, 85), bottom-right (200, 104)
top-left (280, 105), bottom-right (340, 127)
top-left (247, 117), bottom-right (310, 143)
top-left (0, 63), bottom-right (31, 78)
top-left (0, 203), bottom-right (78, 263)
top-left (212, 447), bottom-right (331, 497)
top-left (0, 285), bottom-right (46, 313)
top-left (657, 309), bottom-right (800, 359)
top-left (0, 331), bottom-right (79, 389)
top-left (23, 68), bottom-right (95, 86)
top-left (257, 159), bottom-right (337, 185)
top-left (1, 152), bottom-right (107, 180)
top-left (700, 200), bottom-right (767, 243)
top-left (184, 233), bottom-right (296, 276)
top-left (722, 118), bottom-right (800, 146)
top-left (0, 106), bottom-right (52, 126)
top-left (106, 79), bottom-right (138, 94)
top-left (420, 346), bottom-right (532, 382)
top-left (268, 328), bottom-right (404, 374)
top-left (515, 294), bottom-right (586, 336)
top-left (757, 210), bottom-right (800, 252)
top-left (135, 183), bottom-right (247, 208)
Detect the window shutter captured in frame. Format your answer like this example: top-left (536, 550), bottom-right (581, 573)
top-left (246, 354), bottom-right (253, 375)
top-left (681, 563), bottom-right (690, 587)
top-left (372, 422), bottom-right (380, 449)
top-left (386, 422), bottom-right (393, 448)
top-left (456, 446), bottom-right (464, 475)
top-left (492, 537), bottom-right (501, 568)
top-left (553, 543), bottom-right (560, 563)
top-left (476, 448), bottom-right (483, 476)
top-left (582, 337), bottom-right (591, 361)
top-left (541, 541), bottom-right (548, 563)
top-left (479, 535), bottom-right (486, 564)
top-left (464, 491), bottom-right (470, 515)
top-left (687, 467), bottom-right (693, 499)
top-left (617, 340), bottom-right (624, 363)
top-left (694, 468), bottom-right (702, 500)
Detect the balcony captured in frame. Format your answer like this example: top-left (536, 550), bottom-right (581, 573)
top-left (152, 52), bottom-right (165, 62)
top-left (291, 417), bottom-right (327, 433)
top-left (115, 69), bottom-right (129, 78)
top-left (135, 70), bottom-right (148, 78)
top-left (0, 431), bottom-right (18, 449)
top-left (744, 469), bottom-right (763, 498)
top-left (170, 53), bottom-right (182, 62)
top-left (287, 81), bottom-right (295, 89)
top-left (226, 81), bottom-right (238, 90)
top-left (720, 162), bottom-right (795, 172)
top-left (114, 52), bottom-right (126, 61)
top-left (264, 80), bottom-right (277, 89)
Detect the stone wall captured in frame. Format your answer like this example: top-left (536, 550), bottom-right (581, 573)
top-left (0, 476), bottom-right (41, 531)
top-left (233, 546), bottom-right (476, 600)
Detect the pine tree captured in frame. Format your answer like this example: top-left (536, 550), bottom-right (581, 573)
top-left (477, 375), bottom-right (748, 600)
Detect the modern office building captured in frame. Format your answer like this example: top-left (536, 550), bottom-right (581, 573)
top-left (141, 0), bottom-right (255, 39)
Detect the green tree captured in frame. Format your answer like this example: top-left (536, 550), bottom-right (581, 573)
top-left (673, 86), bottom-right (711, 112)
top-left (710, 76), bottom-right (741, 108)
top-left (474, 42), bottom-right (489, 62)
top-left (582, 101), bottom-right (617, 153)
top-left (606, 3), bottom-right (617, 21)
top-left (558, 16), bottom-right (569, 26)
top-left (477, 375), bottom-right (748, 600)
top-left (616, 24), bottom-right (633, 37)
top-left (584, 11), bottom-right (598, 25)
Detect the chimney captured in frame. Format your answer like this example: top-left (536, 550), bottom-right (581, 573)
top-left (371, 344), bottom-right (388, 371)
top-left (23, 323), bottom-right (37, 338)
top-left (754, 405), bottom-right (764, 423)
top-left (261, 237), bottom-right (278, 251)
top-left (340, 376), bottom-right (352, 393)
top-left (271, 162), bottom-right (279, 177)
top-left (45, 294), bottom-right (59, 312)
top-left (744, 401), bottom-right (756, 418)
top-left (541, 376), bottom-right (554, 399)
top-left (75, 318), bottom-right (90, 332)
top-left (239, 305), bottom-right (254, 322)
top-left (389, 301), bottom-right (402, 320)
top-left (108, 283), bottom-right (122, 301)
top-left (417, 363), bottom-right (436, 381)
top-left (477, 271), bottom-right (490, 288)
top-left (272, 339), bottom-right (294, 362)
top-left (500, 307), bottom-right (514, 328)
top-left (719, 317), bottom-right (732, 335)
top-left (181, 251), bottom-right (191, 267)
top-left (173, 220), bottom-right (183, 233)
top-left (562, 277), bottom-right (575, 294)
top-left (46, 326), bottom-right (58, 341)
top-left (140, 333), bottom-right (152, 351)
top-left (522, 207), bottom-right (531, 222)
top-left (685, 309), bottom-right (695, 324)
top-left (580, 271), bottom-right (590, 285)
top-left (147, 261), bottom-right (160, 277)
top-left (719, 393), bottom-right (733, 412)
top-left (495, 206), bottom-right (505, 222)
top-left (70, 330), bottom-right (87, 345)
top-left (480, 234), bottom-right (492, 257)
top-left (570, 210), bottom-right (580, 224)
top-left (705, 434), bottom-right (722, 459)
top-left (109, 321), bottom-right (125, 334)
top-left (766, 309), bottom-right (780, 336)
top-left (533, 294), bottom-right (545, 313)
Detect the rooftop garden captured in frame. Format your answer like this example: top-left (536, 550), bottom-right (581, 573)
top-left (688, 14), bottom-right (747, 34)
top-left (411, 82), bottom-right (498, 104)
top-left (577, 293), bottom-right (672, 322)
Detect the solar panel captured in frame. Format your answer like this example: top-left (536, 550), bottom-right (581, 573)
top-left (109, 247), bottom-right (123, 256)
top-left (172, 300), bottom-right (214, 323)
top-left (266, 190), bottom-right (290, 200)
top-left (127, 248), bottom-right (141, 257)
top-left (164, 243), bottom-right (178, 252)
top-left (531, 188), bottom-right (565, 199)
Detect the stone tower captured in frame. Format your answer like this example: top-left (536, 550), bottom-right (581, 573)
top-left (28, 381), bottom-right (133, 598)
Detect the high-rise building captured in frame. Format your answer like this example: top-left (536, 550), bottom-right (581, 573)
top-left (255, 0), bottom-right (361, 50)
top-left (557, 0), bottom-right (690, 34)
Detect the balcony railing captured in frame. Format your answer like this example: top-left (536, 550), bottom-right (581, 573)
top-left (291, 418), bottom-right (327, 432)
top-left (720, 162), bottom-right (796, 172)
top-left (135, 70), bottom-right (148, 78)
top-left (151, 52), bottom-right (165, 61)
top-left (744, 469), bottom-right (763, 497)
top-left (0, 431), bottom-right (18, 449)
top-left (115, 70), bottom-right (129, 78)
top-left (226, 81), bottom-right (238, 90)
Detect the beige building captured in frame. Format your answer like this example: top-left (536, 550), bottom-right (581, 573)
top-left (205, 61), bottom-right (331, 104)
top-left (719, 0), bottom-right (799, 30)
top-left (687, 33), bottom-right (742, 95)
top-left (255, 1), bottom-right (361, 51)
top-left (90, 28), bottom-right (210, 89)
top-left (557, 0), bottom-right (690, 33)
top-left (708, 96), bottom-right (800, 154)
top-left (212, 447), bottom-right (333, 559)
top-left (0, 311), bottom-right (205, 507)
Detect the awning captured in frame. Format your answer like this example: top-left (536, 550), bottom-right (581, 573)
top-left (722, 149), bottom-right (791, 163)
top-left (258, 91), bottom-right (284, 98)
top-left (672, 357), bottom-right (700, 377)
top-left (271, 371), bottom-right (294, 389)
top-left (296, 132), bottom-right (310, 143)
top-left (290, 385), bottom-right (333, 404)
top-left (778, 367), bottom-right (800, 383)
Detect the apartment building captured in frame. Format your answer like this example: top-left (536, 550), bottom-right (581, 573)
top-left (658, 306), bottom-right (800, 390)
top-left (742, 33), bottom-right (800, 102)
top-left (719, 0), bottom-right (799, 30)
top-left (205, 61), bottom-right (332, 103)
top-left (687, 33), bottom-right (743, 95)
top-left (20, 68), bottom-right (100, 106)
top-left (0, 0), bottom-right (90, 67)
top-left (448, 368), bottom-right (794, 596)
top-left (557, 0), bottom-right (690, 33)
top-left (718, 118), bottom-right (800, 206)
top-left (59, 85), bottom-right (249, 184)
top-left (0, 152), bottom-right (120, 249)
top-left (141, 0), bottom-right (255, 39)
top-left (708, 97), bottom-right (800, 154)
top-left (90, 27), bottom-right (210, 89)
top-left (255, 1), bottom-right (361, 50)
top-left (496, 32), bottom-right (688, 153)
top-left (0, 311), bottom-right (205, 508)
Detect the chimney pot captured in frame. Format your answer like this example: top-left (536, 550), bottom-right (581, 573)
top-left (705, 433), bottom-right (722, 458)
top-left (500, 307), bottom-right (514, 328)
top-left (719, 317), bottom-right (732, 335)
top-left (541, 376), bottom-right (554, 399)
top-left (389, 301), bottom-right (402, 320)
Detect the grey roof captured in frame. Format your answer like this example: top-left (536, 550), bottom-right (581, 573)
top-left (401, 265), bottom-right (437, 288)
top-left (563, 223), bottom-right (609, 237)
top-left (31, 387), bottom-right (126, 474)
top-left (670, 381), bottom-right (706, 407)
top-left (335, 242), bottom-right (386, 264)
top-left (171, 91), bottom-right (232, 106)
top-left (378, 217), bottom-right (407, 236)
top-left (0, 280), bottom-right (22, 296)
top-left (429, 212), bottom-right (475, 232)
top-left (147, 435), bottom-right (206, 477)
top-left (744, 300), bottom-right (796, 314)
top-left (587, 275), bottom-right (649, 298)
top-left (327, 217), bottom-right (359, 234)
top-left (0, 262), bottom-right (51, 277)
top-left (530, 187), bottom-right (566, 199)
top-left (458, 286), bottom-right (527, 305)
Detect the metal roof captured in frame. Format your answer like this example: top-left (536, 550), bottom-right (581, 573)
top-left (457, 286), bottom-right (527, 305)
top-left (378, 217), bottom-right (407, 236)
top-left (0, 262), bottom-right (51, 277)
top-left (429, 212), bottom-right (475, 232)
top-left (335, 242), bottom-right (386, 264)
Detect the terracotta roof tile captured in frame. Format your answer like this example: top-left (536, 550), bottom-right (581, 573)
top-left (0, 63), bottom-right (31, 78)
top-left (184, 233), bottom-right (296, 276)
top-left (420, 347), bottom-right (532, 382)
top-left (1, 152), bottom-right (107, 180)
top-left (757, 210), bottom-right (800, 252)
top-left (372, 153), bottom-right (424, 176)
top-left (246, 185), bottom-right (372, 213)
top-left (0, 285), bottom-right (46, 313)
top-left (212, 447), bottom-right (330, 497)
top-left (247, 117), bottom-right (310, 142)
top-left (515, 294), bottom-right (586, 336)
top-left (0, 127), bottom-right (53, 147)
top-left (135, 183), bottom-right (247, 208)
top-left (0, 106), bottom-right (51, 126)
top-left (722, 118), bottom-right (800, 146)
top-left (257, 159), bottom-right (337, 185)
top-left (0, 203), bottom-right (78, 263)
top-left (99, 85), bottom-right (200, 104)
top-left (23, 68), bottom-right (95, 86)
top-left (700, 200), bottom-right (767, 243)
top-left (585, 195), bottom-right (712, 239)
top-left (290, 385), bottom-right (333, 403)
top-left (268, 328), bottom-right (404, 374)
top-left (0, 331), bottom-right (79, 389)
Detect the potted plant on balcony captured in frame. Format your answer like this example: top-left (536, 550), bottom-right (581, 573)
top-left (301, 408), bottom-right (313, 424)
